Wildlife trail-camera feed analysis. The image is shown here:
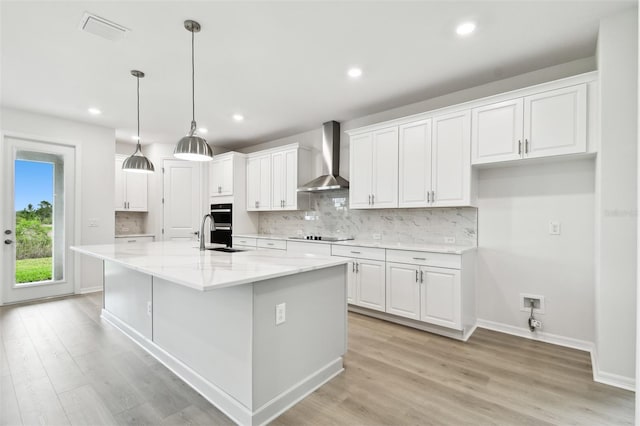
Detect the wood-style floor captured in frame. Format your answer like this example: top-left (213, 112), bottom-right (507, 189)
top-left (0, 293), bottom-right (634, 426)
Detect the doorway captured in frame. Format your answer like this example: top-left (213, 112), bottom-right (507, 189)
top-left (2, 136), bottom-right (75, 304)
top-left (162, 159), bottom-right (202, 241)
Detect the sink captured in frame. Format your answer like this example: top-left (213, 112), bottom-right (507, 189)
top-left (207, 247), bottom-right (247, 253)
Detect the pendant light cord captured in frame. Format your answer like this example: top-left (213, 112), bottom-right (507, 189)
top-left (191, 29), bottom-right (195, 123)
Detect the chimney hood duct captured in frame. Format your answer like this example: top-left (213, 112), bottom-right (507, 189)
top-left (297, 121), bottom-right (349, 192)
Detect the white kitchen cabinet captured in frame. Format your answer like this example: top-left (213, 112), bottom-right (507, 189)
top-left (247, 144), bottom-right (310, 212)
top-left (386, 262), bottom-right (421, 320)
top-left (398, 120), bottom-right (432, 208)
top-left (114, 155), bottom-right (148, 212)
top-left (332, 245), bottom-right (386, 311)
top-left (256, 238), bottom-right (287, 250)
top-left (420, 267), bottom-right (461, 330)
top-left (246, 154), bottom-right (271, 211)
top-left (524, 84), bottom-right (587, 159)
top-left (471, 98), bottom-right (524, 165)
top-left (114, 236), bottom-right (155, 244)
top-left (431, 110), bottom-right (472, 207)
top-left (286, 240), bottom-right (331, 256)
top-left (209, 153), bottom-right (234, 197)
top-left (349, 127), bottom-right (398, 209)
top-left (471, 84), bottom-right (587, 165)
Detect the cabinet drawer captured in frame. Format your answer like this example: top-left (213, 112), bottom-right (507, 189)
top-left (257, 238), bottom-right (287, 250)
top-left (331, 245), bottom-right (385, 261)
top-left (114, 236), bottom-right (154, 244)
top-left (386, 249), bottom-right (460, 269)
top-left (287, 241), bottom-right (331, 256)
top-left (232, 236), bottom-right (257, 247)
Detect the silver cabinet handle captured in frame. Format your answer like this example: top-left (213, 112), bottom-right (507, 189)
top-left (127, 240), bottom-right (136, 243)
top-left (427, 191), bottom-right (430, 203)
top-left (368, 194), bottom-right (371, 205)
top-left (352, 262), bottom-right (355, 273)
top-left (350, 251), bottom-right (361, 254)
top-left (371, 194), bottom-right (375, 205)
top-left (525, 139), bottom-right (529, 154)
top-left (431, 191), bottom-right (435, 203)
top-left (355, 262), bottom-right (359, 273)
top-left (518, 140), bottom-right (522, 155)
top-left (420, 270), bottom-right (424, 283)
top-left (267, 243), bottom-right (274, 246)
top-left (218, 186), bottom-right (221, 193)
top-left (413, 257), bottom-right (426, 261)
top-left (415, 270), bottom-right (419, 282)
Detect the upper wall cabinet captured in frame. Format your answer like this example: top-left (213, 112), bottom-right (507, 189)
top-left (349, 127), bottom-right (399, 209)
top-left (472, 84), bottom-right (587, 165)
top-left (246, 144), bottom-right (310, 212)
top-left (209, 153), bottom-right (234, 197)
top-left (115, 155), bottom-right (148, 212)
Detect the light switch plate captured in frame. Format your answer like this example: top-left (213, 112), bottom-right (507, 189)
top-left (275, 302), bottom-right (286, 325)
top-left (549, 221), bottom-right (561, 235)
top-left (444, 236), bottom-right (456, 244)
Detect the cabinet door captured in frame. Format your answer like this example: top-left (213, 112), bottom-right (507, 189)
top-left (431, 110), bottom-right (471, 207)
top-left (471, 98), bottom-right (524, 164)
top-left (420, 266), bottom-right (461, 330)
top-left (386, 262), bottom-right (420, 320)
top-left (221, 156), bottom-right (233, 195)
top-left (271, 151), bottom-right (285, 210)
top-left (356, 259), bottom-right (385, 312)
top-left (246, 157), bottom-right (260, 211)
top-left (282, 149), bottom-right (298, 210)
top-left (114, 156), bottom-right (126, 210)
top-left (125, 172), bottom-right (148, 211)
top-left (347, 259), bottom-right (356, 304)
top-left (210, 158), bottom-right (223, 197)
top-left (372, 127), bottom-right (399, 208)
top-left (257, 154), bottom-right (272, 210)
top-left (349, 133), bottom-right (374, 209)
top-left (523, 84), bottom-right (587, 159)
top-left (399, 120), bottom-right (431, 208)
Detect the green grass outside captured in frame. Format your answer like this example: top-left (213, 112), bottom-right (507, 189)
top-left (16, 257), bottom-right (52, 283)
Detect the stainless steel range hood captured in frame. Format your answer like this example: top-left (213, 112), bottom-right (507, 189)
top-left (297, 121), bottom-right (349, 192)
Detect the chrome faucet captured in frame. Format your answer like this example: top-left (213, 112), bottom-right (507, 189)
top-left (199, 213), bottom-right (216, 251)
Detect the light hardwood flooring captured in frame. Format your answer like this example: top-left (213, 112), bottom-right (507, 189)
top-left (0, 293), bottom-right (634, 425)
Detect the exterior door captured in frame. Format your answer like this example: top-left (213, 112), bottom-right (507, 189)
top-left (2, 136), bottom-right (75, 304)
top-left (163, 160), bottom-right (201, 241)
top-left (386, 262), bottom-right (420, 320)
top-left (398, 120), bottom-right (431, 207)
top-left (349, 133), bottom-right (373, 209)
top-left (431, 110), bottom-right (471, 207)
top-left (471, 98), bottom-right (524, 164)
top-left (523, 84), bottom-right (587, 159)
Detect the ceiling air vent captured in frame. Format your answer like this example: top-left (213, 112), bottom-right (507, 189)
top-left (79, 12), bottom-right (129, 41)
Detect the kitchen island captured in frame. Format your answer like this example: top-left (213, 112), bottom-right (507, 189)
top-left (71, 241), bottom-right (349, 426)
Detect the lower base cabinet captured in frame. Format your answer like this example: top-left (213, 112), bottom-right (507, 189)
top-left (344, 257), bottom-right (385, 311)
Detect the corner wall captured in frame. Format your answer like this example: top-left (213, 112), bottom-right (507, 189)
top-left (595, 7), bottom-right (638, 388)
top-left (1, 107), bottom-right (116, 294)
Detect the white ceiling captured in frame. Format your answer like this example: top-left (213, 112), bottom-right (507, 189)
top-left (1, 1), bottom-right (634, 149)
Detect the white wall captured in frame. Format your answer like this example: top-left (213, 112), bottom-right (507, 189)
top-left (476, 159), bottom-right (595, 343)
top-left (595, 8), bottom-right (638, 387)
top-left (1, 107), bottom-right (116, 293)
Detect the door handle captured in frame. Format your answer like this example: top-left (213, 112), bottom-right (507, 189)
top-left (4, 239), bottom-right (13, 245)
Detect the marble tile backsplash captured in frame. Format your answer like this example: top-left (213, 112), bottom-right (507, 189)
top-left (258, 190), bottom-right (478, 246)
top-left (115, 211), bottom-right (146, 235)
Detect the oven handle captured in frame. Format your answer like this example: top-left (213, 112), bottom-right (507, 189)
top-left (210, 209), bottom-right (231, 213)
top-left (213, 226), bottom-right (231, 231)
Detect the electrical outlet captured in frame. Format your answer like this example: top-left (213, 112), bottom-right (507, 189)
top-left (275, 302), bottom-right (286, 325)
top-left (88, 218), bottom-right (99, 227)
top-left (520, 293), bottom-right (546, 314)
top-left (530, 319), bottom-right (542, 329)
top-left (372, 233), bottom-right (381, 240)
top-left (444, 236), bottom-right (456, 244)
top-left (549, 221), bottom-right (561, 235)
top-left (296, 229), bottom-right (304, 236)
top-left (146, 301), bottom-right (152, 317)
top-left (122, 227), bottom-right (130, 232)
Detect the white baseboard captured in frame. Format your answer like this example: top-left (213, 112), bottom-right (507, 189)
top-left (591, 347), bottom-right (636, 391)
top-left (78, 285), bottom-right (102, 294)
top-left (477, 318), bottom-right (635, 391)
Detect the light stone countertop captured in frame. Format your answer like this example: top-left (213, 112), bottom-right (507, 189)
top-left (71, 241), bottom-right (349, 292)
top-left (234, 233), bottom-right (476, 254)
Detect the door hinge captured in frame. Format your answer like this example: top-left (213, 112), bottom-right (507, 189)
top-left (162, 167), bottom-right (165, 173)
top-left (162, 228), bottom-right (165, 235)
top-left (162, 197), bottom-right (164, 204)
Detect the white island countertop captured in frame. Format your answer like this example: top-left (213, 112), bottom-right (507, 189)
top-left (71, 241), bottom-right (349, 292)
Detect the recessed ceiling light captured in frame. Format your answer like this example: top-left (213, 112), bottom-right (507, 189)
top-left (88, 107), bottom-right (102, 115)
top-left (347, 67), bottom-right (362, 78)
top-left (198, 127), bottom-right (208, 134)
top-left (232, 114), bottom-right (244, 122)
top-left (456, 22), bottom-right (476, 36)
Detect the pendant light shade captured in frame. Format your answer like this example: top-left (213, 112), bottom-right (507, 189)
top-left (174, 20), bottom-right (213, 161)
top-left (123, 70), bottom-right (155, 173)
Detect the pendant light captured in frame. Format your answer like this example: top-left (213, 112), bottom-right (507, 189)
top-left (174, 20), bottom-right (213, 161)
top-left (122, 70), bottom-right (155, 173)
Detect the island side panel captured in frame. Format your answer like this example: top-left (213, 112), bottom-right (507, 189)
top-left (251, 264), bottom-right (347, 413)
top-left (152, 277), bottom-right (254, 409)
top-left (104, 261), bottom-right (152, 339)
